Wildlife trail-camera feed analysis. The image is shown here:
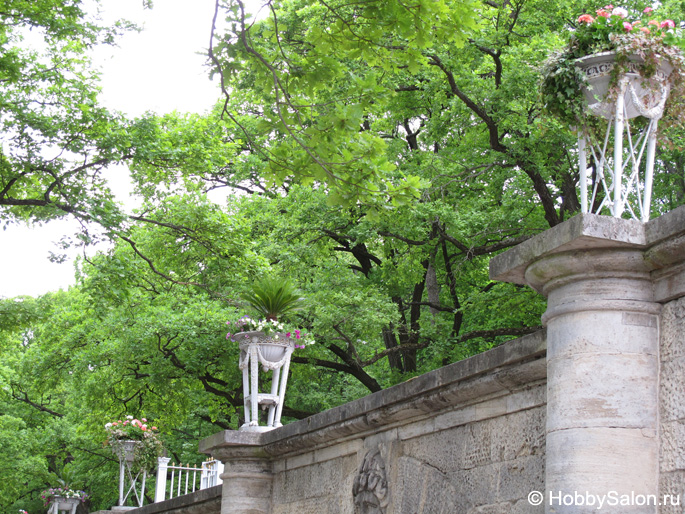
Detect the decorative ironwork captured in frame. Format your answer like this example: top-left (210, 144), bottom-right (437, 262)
top-left (575, 52), bottom-right (673, 221)
top-left (111, 439), bottom-right (147, 508)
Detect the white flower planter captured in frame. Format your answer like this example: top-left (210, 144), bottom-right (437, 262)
top-left (238, 331), bottom-right (291, 364)
top-left (574, 52), bottom-right (674, 221)
top-left (48, 497), bottom-right (80, 514)
top-left (575, 51), bottom-right (673, 119)
top-left (112, 439), bottom-right (139, 462)
top-left (238, 331), bottom-right (295, 431)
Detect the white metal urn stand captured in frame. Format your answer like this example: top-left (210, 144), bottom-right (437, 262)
top-left (113, 440), bottom-right (147, 510)
top-left (576, 51), bottom-right (673, 221)
top-left (47, 498), bottom-right (79, 514)
top-left (238, 332), bottom-right (295, 432)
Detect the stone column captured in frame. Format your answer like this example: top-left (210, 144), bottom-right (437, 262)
top-left (491, 214), bottom-right (660, 514)
top-left (199, 431), bottom-right (273, 514)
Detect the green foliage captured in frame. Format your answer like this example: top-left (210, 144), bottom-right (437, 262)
top-left (2, 0), bottom-right (684, 510)
top-left (240, 278), bottom-right (305, 321)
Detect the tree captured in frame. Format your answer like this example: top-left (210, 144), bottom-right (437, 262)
top-left (0, 0), bottom-right (135, 228)
top-left (1, 0), bottom-right (684, 509)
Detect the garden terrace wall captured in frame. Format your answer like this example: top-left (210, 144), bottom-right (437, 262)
top-left (91, 484), bottom-right (221, 514)
top-left (200, 330), bottom-right (548, 514)
top-left (99, 205), bottom-right (685, 514)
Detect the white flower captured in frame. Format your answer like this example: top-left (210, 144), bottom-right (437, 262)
top-left (126, 415), bottom-right (133, 419)
top-left (612, 7), bottom-right (628, 17)
top-left (105, 423), bottom-right (112, 428)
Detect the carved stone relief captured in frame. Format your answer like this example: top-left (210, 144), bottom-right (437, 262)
top-left (352, 449), bottom-right (390, 514)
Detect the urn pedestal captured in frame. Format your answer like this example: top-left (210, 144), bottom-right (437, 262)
top-left (574, 51), bottom-right (673, 221)
top-left (111, 440), bottom-right (147, 508)
top-left (48, 497), bottom-right (80, 514)
top-left (237, 331), bottom-right (295, 432)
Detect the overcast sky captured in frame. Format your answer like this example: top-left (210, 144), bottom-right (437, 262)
top-left (0, 0), bottom-right (226, 298)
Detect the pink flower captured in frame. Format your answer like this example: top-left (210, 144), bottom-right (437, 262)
top-left (644, 7), bottom-right (653, 13)
top-left (294, 329), bottom-right (301, 339)
top-left (596, 9), bottom-right (610, 18)
top-left (286, 332), bottom-right (291, 337)
top-left (578, 14), bottom-right (594, 23)
top-left (604, 4), bottom-right (613, 9)
top-left (152, 426), bottom-right (158, 430)
top-left (648, 19), bottom-right (660, 27)
top-left (226, 332), bottom-right (231, 339)
top-left (640, 27), bottom-right (651, 34)
top-left (623, 21), bottom-right (633, 31)
top-left (661, 19), bottom-right (675, 29)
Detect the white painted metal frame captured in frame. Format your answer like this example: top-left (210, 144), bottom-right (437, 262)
top-left (118, 457), bottom-right (147, 508)
top-left (578, 76), bottom-right (670, 222)
top-left (238, 333), bottom-right (295, 432)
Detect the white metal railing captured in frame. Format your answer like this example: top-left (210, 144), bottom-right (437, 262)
top-left (154, 457), bottom-right (223, 503)
top-left (200, 458), bottom-right (223, 489)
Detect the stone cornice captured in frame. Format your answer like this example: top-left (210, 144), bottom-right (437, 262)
top-left (199, 330), bottom-right (546, 460)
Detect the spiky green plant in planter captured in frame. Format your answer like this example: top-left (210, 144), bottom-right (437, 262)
top-left (240, 277), bottom-right (305, 322)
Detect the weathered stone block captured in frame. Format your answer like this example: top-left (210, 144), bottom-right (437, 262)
top-left (660, 358), bottom-right (685, 422)
top-left (661, 298), bottom-right (685, 363)
top-left (658, 471), bottom-right (685, 514)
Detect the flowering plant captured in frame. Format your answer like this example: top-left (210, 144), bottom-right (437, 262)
top-left (226, 316), bottom-right (315, 348)
top-left (105, 415), bottom-right (158, 441)
top-left (105, 415), bottom-right (164, 472)
top-left (572, 6), bottom-right (683, 57)
top-left (541, 5), bottom-right (685, 127)
top-left (40, 487), bottom-right (88, 507)
top-left (19, 510), bottom-right (28, 513)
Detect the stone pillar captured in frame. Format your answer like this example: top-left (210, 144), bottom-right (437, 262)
top-left (490, 214), bottom-right (661, 514)
top-left (199, 431), bottom-right (273, 514)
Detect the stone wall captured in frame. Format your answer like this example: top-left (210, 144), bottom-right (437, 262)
top-left (91, 485), bottom-right (221, 514)
top-left (201, 331), bottom-right (547, 514)
top-left (659, 296), bottom-right (685, 513)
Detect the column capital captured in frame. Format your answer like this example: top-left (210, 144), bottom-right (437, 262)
top-left (490, 213), bottom-right (646, 290)
top-left (490, 207), bottom-right (685, 303)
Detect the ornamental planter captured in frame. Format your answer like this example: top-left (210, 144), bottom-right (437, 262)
top-left (112, 439), bottom-right (147, 508)
top-left (48, 497), bottom-right (79, 514)
top-left (574, 51), bottom-right (674, 221)
top-left (238, 331), bottom-right (295, 432)
top-left (575, 51), bottom-right (673, 119)
top-left (112, 439), bottom-right (139, 463)
top-left (238, 330), bottom-right (292, 364)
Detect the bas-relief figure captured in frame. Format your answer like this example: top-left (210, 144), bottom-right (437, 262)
top-left (353, 449), bottom-right (390, 514)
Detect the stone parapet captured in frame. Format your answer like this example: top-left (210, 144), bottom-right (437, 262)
top-left (201, 330), bottom-right (546, 459)
top-left (200, 331), bottom-right (547, 514)
top-left (91, 485), bottom-right (221, 514)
